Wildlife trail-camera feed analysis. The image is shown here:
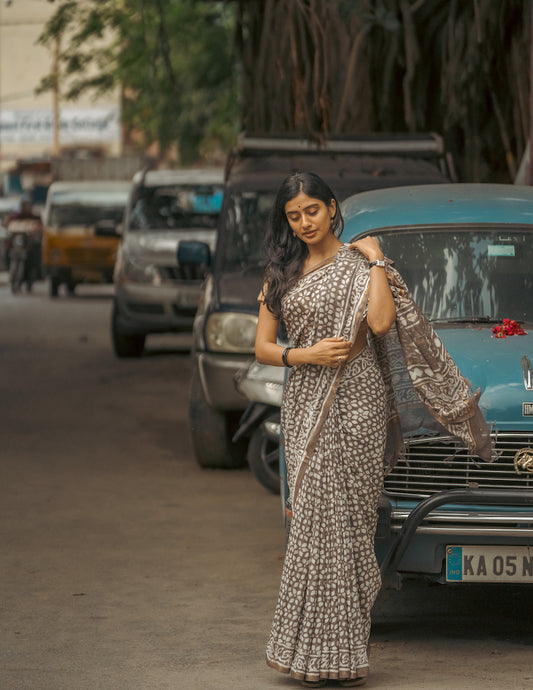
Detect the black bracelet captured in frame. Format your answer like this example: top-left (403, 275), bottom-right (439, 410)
top-left (282, 347), bottom-right (293, 367)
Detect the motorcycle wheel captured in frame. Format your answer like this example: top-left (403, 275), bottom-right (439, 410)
top-left (247, 412), bottom-right (281, 494)
top-left (9, 259), bottom-right (24, 294)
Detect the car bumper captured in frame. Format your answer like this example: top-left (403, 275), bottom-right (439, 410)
top-left (377, 488), bottom-right (533, 587)
top-left (197, 351), bottom-right (253, 411)
top-left (115, 281), bottom-right (200, 334)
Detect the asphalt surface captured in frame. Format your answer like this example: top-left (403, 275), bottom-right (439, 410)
top-left (1, 275), bottom-right (532, 690)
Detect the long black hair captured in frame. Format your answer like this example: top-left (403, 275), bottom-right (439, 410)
top-left (263, 171), bottom-right (344, 318)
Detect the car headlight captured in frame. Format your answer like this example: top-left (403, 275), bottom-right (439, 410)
top-left (205, 312), bottom-right (258, 353)
top-left (118, 257), bottom-right (162, 286)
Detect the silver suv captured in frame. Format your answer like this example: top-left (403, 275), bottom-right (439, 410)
top-left (112, 168), bottom-right (224, 357)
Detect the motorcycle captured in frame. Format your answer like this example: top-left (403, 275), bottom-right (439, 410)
top-left (233, 360), bottom-right (284, 494)
top-left (7, 218), bottom-right (41, 295)
top-left (8, 230), bottom-right (33, 294)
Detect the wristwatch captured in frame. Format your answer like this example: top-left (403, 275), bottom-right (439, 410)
top-left (368, 259), bottom-right (386, 269)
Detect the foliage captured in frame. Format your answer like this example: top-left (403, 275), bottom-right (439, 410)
top-left (37, 0), bottom-right (240, 165)
top-left (235, 0), bottom-right (531, 182)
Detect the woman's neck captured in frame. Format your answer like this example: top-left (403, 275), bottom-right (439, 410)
top-left (306, 235), bottom-right (343, 263)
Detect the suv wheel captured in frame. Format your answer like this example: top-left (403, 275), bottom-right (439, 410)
top-left (189, 365), bottom-right (246, 469)
top-left (111, 303), bottom-right (145, 358)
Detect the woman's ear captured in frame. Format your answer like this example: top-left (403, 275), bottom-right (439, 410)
top-left (329, 199), bottom-right (336, 219)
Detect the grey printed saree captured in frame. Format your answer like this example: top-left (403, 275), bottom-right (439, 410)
top-left (266, 245), bottom-right (494, 683)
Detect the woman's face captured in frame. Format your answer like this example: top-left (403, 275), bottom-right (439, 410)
top-left (284, 192), bottom-right (335, 246)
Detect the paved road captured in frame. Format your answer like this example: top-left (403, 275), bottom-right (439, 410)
top-left (1, 277), bottom-right (532, 690)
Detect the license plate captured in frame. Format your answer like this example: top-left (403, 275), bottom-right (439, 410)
top-left (446, 545), bottom-right (533, 582)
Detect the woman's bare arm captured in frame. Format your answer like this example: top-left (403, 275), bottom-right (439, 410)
top-left (349, 237), bottom-right (395, 336)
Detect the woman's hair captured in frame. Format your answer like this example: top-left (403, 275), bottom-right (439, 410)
top-left (263, 171), bottom-right (344, 318)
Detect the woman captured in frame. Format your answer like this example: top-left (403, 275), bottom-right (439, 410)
top-left (256, 171), bottom-right (395, 688)
top-left (256, 172), bottom-right (493, 688)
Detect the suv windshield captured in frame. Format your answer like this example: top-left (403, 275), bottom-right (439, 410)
top-left (373, 226), bottom-right (533, 322)
top-left (219, 190), bottom-right (275, 270)
top-left (129, 184), bottom-right (223, 231)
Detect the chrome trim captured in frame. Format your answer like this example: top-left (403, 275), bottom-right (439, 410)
top-left (391, 509), bottom-right (533, 524)
top-left (391, 525), bottom-right (533, 537)
top-left (390, 507), bottom-right (533, 536)
top-left (522, 355), bottom-right (533, 391)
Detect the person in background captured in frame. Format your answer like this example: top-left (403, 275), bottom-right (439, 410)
top-left (6, 194), bottom-right (43, 287)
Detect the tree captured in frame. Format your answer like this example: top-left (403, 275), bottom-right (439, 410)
top-left (37, 0), bottom-right (240, 165)
top-left (235, 0), bottom-right (530, 182)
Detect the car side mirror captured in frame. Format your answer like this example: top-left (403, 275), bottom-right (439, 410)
top-left (94, 219), bottom-right (120, 237)
top-left (177, 240), bottom-right (211, 280)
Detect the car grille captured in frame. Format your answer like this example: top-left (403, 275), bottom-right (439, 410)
top-left (126, 301), bottom-right (165, 315)
top-left (158, 266), bottom-right (205, 283)
top-left (384, 431), bottom-right (533, 499)
top-left (172, 304), bottom-right (197, 317)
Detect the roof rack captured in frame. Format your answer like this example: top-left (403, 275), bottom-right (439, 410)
top-left (235, 132), bottom-right (444, 156)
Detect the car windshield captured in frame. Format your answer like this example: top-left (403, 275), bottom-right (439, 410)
top-left (129, 184), bottom-right (223, 231)
top-left (218, 190), bottom-right (275, 270)
top-left (370, 226), bottom-right (533, 322)
top-left (48, 190), bottom-right (128, 228)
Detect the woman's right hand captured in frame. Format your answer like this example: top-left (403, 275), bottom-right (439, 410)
top-left (307, 337), bottom-right (352, 367)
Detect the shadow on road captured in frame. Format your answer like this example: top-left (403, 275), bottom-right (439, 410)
top-left (373, 580), bottom-right (533, 645)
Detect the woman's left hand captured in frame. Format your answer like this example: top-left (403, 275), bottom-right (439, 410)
top-left (348, 236), bottom-right (384, 263)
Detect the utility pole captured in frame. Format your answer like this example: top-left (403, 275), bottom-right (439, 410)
top-left (52, 34), bottom-right (60, 156)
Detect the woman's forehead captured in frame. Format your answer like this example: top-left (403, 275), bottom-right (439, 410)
top-left (285, 192), bottom-right (324, 212)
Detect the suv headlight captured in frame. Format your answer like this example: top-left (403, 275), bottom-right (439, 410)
top-left (118, 257), bottom-right (162, 286)
top-left (205, 312), bottom-right (258, 353)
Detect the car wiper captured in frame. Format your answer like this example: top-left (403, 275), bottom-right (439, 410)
top-left (429, 315), bottom-right (500, 324)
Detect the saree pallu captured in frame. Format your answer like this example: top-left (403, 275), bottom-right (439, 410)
top-left (266, 245), bottom-right (494, 683)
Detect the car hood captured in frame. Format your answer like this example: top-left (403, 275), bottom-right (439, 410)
top-left (124, 229), bottom-right (216, 263)
top-left (216, 267), bottom-right (264, 310)
top-left (437, 326), bottom-right (533, 427)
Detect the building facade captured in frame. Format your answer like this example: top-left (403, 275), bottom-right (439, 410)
top-left (0, 0), bottom-right (121, 176)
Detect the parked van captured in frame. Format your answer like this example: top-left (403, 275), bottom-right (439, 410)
top-left (42, 181), bottom-right (130, 297)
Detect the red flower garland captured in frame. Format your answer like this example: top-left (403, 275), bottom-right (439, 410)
top-left (492, 318), bottom-right (527, 338)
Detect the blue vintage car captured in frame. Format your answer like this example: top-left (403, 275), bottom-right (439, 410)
top-left (334, 183), bottom-right (533, 587)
